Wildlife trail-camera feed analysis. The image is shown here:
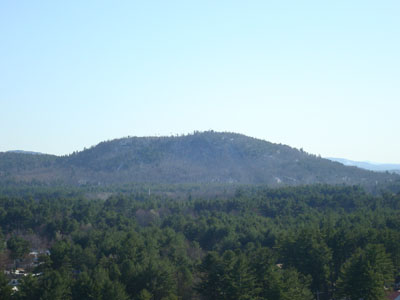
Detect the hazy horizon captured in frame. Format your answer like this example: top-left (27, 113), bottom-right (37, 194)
top-left (1, 1), bottom-right (399, 164)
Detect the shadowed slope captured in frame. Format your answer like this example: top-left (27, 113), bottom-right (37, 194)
top-left (0, 131), bottom-right (399, 190)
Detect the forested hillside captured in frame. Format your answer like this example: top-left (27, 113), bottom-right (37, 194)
top-left (0, 185), bottom-right (399, 299)
top-left (1, 132), bottom-right (399, 192)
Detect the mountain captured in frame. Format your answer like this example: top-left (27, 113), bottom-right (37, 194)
top-left (0, 131), bottom-right (399, 190)
top-left (327, 157), bottom-right (400, 174)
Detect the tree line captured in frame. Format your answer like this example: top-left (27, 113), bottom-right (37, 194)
top-left (0, 184), bottom-right (399, 299)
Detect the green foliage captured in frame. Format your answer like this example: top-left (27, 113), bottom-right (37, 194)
top-left (39, 270), bottom-right (72, 300)
top-left (336, 244), bottom-right (394, 300)
top-left (0, 184), bottom-right (399, 299)
top-left (279, 228), bottom-right (332, 293)
top-left (16, 275), bottom-right (41, 300)
top-left (7, 236), bottom-right (30, 260)
top-left (0, 271), bottom-right (12, 300)
top-left (197, 249), bottom-right (314, 300)
top-left (136, 289), bottom-right (152, 300)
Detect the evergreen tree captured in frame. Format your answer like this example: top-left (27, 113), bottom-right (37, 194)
top-left (0, 271), bottom-right (12, 300)
top-left (7, 236), bottom-right (30, 260)
top-left (15, 275), bottom-right (41, 300)
top-left (39, 270), bottom-right (72, 300)
top-left (336, 244), bottom-right (394, 300)
top-left (279, 228), bottom-right (332, 294)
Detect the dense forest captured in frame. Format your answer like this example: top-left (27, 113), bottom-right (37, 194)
top-left (0, 184), bottom-right (399, 299)
top-left (2, 132), bottom-right (399, 190)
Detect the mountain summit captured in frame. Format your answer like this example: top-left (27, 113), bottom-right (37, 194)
top-left (0, 131), bottom-right (398, 189)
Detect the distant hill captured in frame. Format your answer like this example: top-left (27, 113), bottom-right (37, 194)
top-left (0, 131), bottom-right (399, 191)
top-left (328, 158), bottom-right (400, 174)
top-left (7, 150), bottom-right (45, 155)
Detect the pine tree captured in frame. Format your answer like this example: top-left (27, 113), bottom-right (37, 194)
top-left (0, 271), bottom-right (12, 300)
top-left (336, 244), bottom-right (394, 300)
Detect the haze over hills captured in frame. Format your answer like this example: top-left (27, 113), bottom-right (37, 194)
top-left (6, 150), bottom-right (45, 155)
top-left (0, 131), bottom-right (399, 191)
top-left (327, 157), bottom-right (400, 174)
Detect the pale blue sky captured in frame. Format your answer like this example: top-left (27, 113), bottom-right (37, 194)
top-left (1, 1), bottom-right (399, 163)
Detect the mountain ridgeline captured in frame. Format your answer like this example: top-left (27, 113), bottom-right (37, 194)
top-left (0, 131), bottom-right (399, 190)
